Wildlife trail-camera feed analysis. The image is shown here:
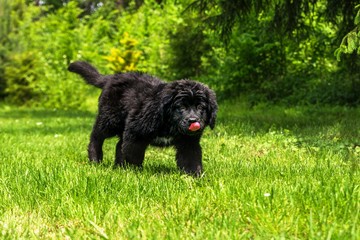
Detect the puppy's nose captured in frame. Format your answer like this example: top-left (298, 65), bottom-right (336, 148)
top-left (188, 117), bottom-right (198, 123)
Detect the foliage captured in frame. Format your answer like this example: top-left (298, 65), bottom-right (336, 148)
top-left (103, 33), bottom-right (142, 73)
top-left (115, 0), bottom-right (190, 78)
top-left (0, 1), bottom-right (186, 109)
top-left (0, 0), bottom-right (360, 108)
top-left (0, 0), bottom-right (27, 98)
top-left (0, 103), bottom-right (359, 238)
top-left (3, 51), bottom-right (40, 105)
top-left (0, 0), bottom-right (195, 109)
top-left (168, 18), bottom-right (210, 79)
top-left (189, 0), bottom-right (358, 42)
top-left (335, 5), bottom-right (360, 60)
top-left (189, 0), bottom-right (360, 105)
top-left (197, 4), bottom-right (344, 104)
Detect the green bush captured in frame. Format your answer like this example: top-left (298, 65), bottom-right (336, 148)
top-left (199, 30), bottom-right (287, 102)
top-left (168, 19), bottom-right (210, 80)
top-left (103, 33), bottom-right (142, 73)
top-left (1, 0), bottom-right (189, 109)
top-left (4, 51), bottom-right (39, 105)
top-left (2, 2), bottom-right (113, 109)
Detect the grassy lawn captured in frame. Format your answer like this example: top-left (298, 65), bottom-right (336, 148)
top-left (0, 102), bottom-right (359, 239)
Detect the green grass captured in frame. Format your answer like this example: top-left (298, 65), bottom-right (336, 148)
top-left (0, 102), bottom-right (359, 239)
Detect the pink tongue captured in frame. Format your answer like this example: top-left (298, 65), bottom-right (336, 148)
top-left (189, 122), bottom-right (201, 131)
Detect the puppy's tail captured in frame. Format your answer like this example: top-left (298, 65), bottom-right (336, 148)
top-left (68, 61), bottom-right (105, 88)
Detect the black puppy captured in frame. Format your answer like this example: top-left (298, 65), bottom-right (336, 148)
top-left (68, 61), bottom-right (217, 175)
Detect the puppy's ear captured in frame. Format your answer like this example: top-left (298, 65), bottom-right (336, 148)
top-left (139, 91), bottom-right (171, 134)
top-left (160, 87), bottom-right (175, 117)
top-left (207, 89), bottom-right (218, 129)
top-left (161, 87), bottom-right (174, 107)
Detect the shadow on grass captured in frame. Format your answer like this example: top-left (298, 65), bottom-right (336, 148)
top-left (144, 164), bottom-right (178, 175)
top-left (217, 103), bottom-right (360, 145)
top-left (97, 161), bottom-right (178, 176)
top-left (216, 104), bottom-right (359, 171)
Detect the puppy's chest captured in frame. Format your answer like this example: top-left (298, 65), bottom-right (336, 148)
top-left (150, 136), bottom-right (174, 147)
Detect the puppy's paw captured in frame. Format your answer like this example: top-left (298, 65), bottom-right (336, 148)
top-left (183, 164), bottom-right (203, 178)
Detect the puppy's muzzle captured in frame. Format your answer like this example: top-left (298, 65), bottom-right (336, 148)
top-left (179, 117), bottom-right (202, 134)
top-left (188, 117), bottom-right (199, 124)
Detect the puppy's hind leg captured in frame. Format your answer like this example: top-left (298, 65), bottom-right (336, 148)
top-left (88, 116), bottom-right (110, 162)
top-left (88, 115), bottom-right (117, 163)
top-left (88, 127), bottom-right (106, 163)
top-left (114, 138), bottom-right (124, 167)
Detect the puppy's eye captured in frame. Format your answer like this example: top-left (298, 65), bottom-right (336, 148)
top-left (175, 105), bottom-right (186, 112)
top-left (197, 105), bottom-right (205, 111)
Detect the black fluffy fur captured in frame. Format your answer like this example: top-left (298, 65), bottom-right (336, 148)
top-left (68, 61), bottom-right (218, 176)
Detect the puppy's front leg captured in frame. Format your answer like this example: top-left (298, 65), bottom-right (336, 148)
top-left (175, 139), bottom-right (203, 176)
top-left (122, 137), bottom-right (148, 167)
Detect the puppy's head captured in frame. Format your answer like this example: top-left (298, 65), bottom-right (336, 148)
top-left (163, 80), bottom-right (218, 135)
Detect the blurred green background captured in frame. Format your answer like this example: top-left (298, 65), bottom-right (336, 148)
top-left (0, 0), bottom-right (359, 110)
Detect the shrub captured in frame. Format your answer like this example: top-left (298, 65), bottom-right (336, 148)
top-left (4, 51), bottom-right (39, 105)
top-left (103, 33), bottom-right (142, 73)
top-left (3, 2), bottom-right (108, 109)
top-left (168, 19), bottom-right (210, 80)
top-left (1, 1), bottom-right (189, 109)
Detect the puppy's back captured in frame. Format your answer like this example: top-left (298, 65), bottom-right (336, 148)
top-left (115, 72), bottom-right (164, 87)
